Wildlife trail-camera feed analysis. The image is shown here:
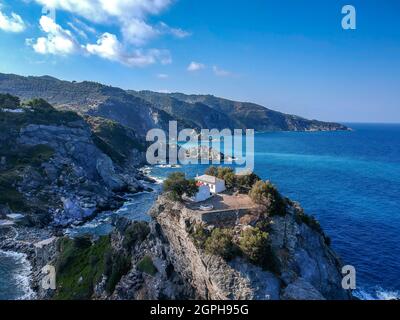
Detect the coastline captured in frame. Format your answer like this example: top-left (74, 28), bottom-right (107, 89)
top-left (0, 166), bottom-right (163, 300)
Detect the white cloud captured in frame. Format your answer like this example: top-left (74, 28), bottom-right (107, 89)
top-left (28, 16), bottom-right (80, 55)
top-left (213, 65), bottom-right (232, 77)
top-left (159, 22), bottom-right (191, 39)
top-left (27, 1), bottom-right (186, 67)
top-left (86, 32), bottom-right (171, 67)
top-left (157, 73), bottom-right (169, 79)
top-left (122, 18), bottom-right (158, 45)
top-left (0, 9), bottom-right (26, 32)
top-left (33, 0), bottom-right (189, 45)
top-left (187, 61), bottom-right (205, 72)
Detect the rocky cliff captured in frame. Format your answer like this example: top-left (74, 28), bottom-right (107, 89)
top-left (0, 95), bottom-right (147, 227)
top-left (143, 196), bottom-right (351, 300)
top-left (52, 193), bottom-right (351, 300)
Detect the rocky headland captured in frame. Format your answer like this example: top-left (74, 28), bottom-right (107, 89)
top-left (0, 93), bottom-right (352, 300)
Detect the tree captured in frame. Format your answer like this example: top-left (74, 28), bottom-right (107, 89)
top-left (239, 227), bottom-right (279, 273)
top-left (236, 172), bottom-right (260, 190)
top-left (224, 172), bottom-right (236, 189)
top-left (24, 98), bottom-right (55, 112)
top-left (0, 93), bottom-right (20, 109)
top-left (205, 228), bottom-right (237, 260)
top-left (217, 167), bottom-right (234, 180)
top-left (239, 227), bottom-right (269, 264)
top-left (163, 172), bottom-right (198, 201)
top-left (205, 166), bottom-right (218, 177)
top-left (249, 180), bottom-right (286, 216)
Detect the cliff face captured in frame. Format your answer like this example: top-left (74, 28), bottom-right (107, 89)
top-left (4, 194), bottom-right (352, 301)
top-left (144, 196), bottom-right (351, 300)
top-left (0, 96), bottom-right (146, 227)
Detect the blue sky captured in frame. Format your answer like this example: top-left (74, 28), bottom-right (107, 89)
top-left (0, 0), bottom-right (399, 123)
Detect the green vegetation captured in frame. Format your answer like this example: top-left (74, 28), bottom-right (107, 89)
top-left (189, 223), bottom-right (279, 273)
top-left (205, 166), bottom-right (260, 191)
top-left (55, 235), bottom-right (131, 299)
top-left (189, 223), bottom-right (210, 249)
top-left (55, 236), bottom-right (111, 300)
top-left (87, 116), bottom-right (145, 165)
top-left (239, 227), bottom-right (269, 264)
top-left (122, 221), bottom-right (150, 250)
top-left (296, 212), bottom-right (323, 233)
top-left (0, 144), bottom-right (54, 212)
top-left (239, 227), bottom-right (279, 273)
top-left (163, 172), bottom-right (198, 201)
top-left (0, 93), bottom-right (20, 109)
top-left (249, 180), bottom-right (287, 216)
top-left (205, 228), bottom-right (238, 261)
top-left (235, 172), bottom-right (261, 191)
top-left (137, 256), bottom-right (158, 276)
top-left (104, 252), bottom-right (132, 294)
top-left (0, 97), bottom-right (81, 131)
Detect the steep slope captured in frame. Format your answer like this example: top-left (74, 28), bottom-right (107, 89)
top-left (129, 90), bottom-right (236, 130)
top-left (0, 73), bottom-right (174, 136)
top-left (0, 73), bottom-right (348, 133)
top-left (0, 95), bottom-right (146, 227)
top-left (167, 93), bottom-right (349, 131)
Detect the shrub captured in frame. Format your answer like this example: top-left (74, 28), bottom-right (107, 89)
top-left (189, 224), bottom-right (210, 249)
top-left (104, 253), bottom-right (132, 294)
top-left (73, 235), bottom-right (92, 250)
top-left (249, 180), bottom-right (286, 216)
top-left (163, 172), bottom-right (198, 201)
top-left (137, 256), bottom-right (158, 276)
top-left (205, 166), bottom-right (261, 191)
top-left (0, 93), bottom-right (20, 109)
top-left (239, 227), bottom-right (279, 273)
top-left (236, 173), bottom-right (261, 190)
top-left (123, 221), bottom-right (150, 250)
top-left (205, 228), bottom-right (238, 260)
top-left (296, 212), bottom-right (323, 234)
top-left (205, 166), bottom-right (219, 177)
top-left (54, 236), bottom-right (112, 300)
top-left (224, 172), bottom-right (236, 189)
top-left (25, 98), bottom-right (55, 112)
top-left (239, 227), bottom-right (268, 264)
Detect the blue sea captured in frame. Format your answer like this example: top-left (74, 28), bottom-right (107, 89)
top-left (149, 123), bottom-right (400, 299)
top-left (1, 123), bottom-right (399, 300)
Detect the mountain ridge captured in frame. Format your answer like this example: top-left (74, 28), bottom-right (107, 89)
top-left (0, 72), bottom-right (349, 134)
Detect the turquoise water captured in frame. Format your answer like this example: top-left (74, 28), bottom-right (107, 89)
top-left (2, 123), bottom-right (399, 299)
top-left (149, 124), bottom-right (400, 299)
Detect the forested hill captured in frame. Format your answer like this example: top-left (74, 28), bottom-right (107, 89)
top-left (0, 73), bottom-right (348, 134)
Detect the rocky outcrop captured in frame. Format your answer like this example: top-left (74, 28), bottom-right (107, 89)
top-left (269, 205), bottom-right (350, 300)
top-left (0, 96), bottom-right (147, 228)
top-left (143, 196), bottom-right (352, 300)
top-left (15, 123), bottom-right (142, 226)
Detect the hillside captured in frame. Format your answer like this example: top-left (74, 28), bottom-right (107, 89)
top-left (0, 73), bottom-right (348, 134)
top-left (0, 94), bottom-right (147, 227)
top-left (132, 91), bottom-right (349, 132)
